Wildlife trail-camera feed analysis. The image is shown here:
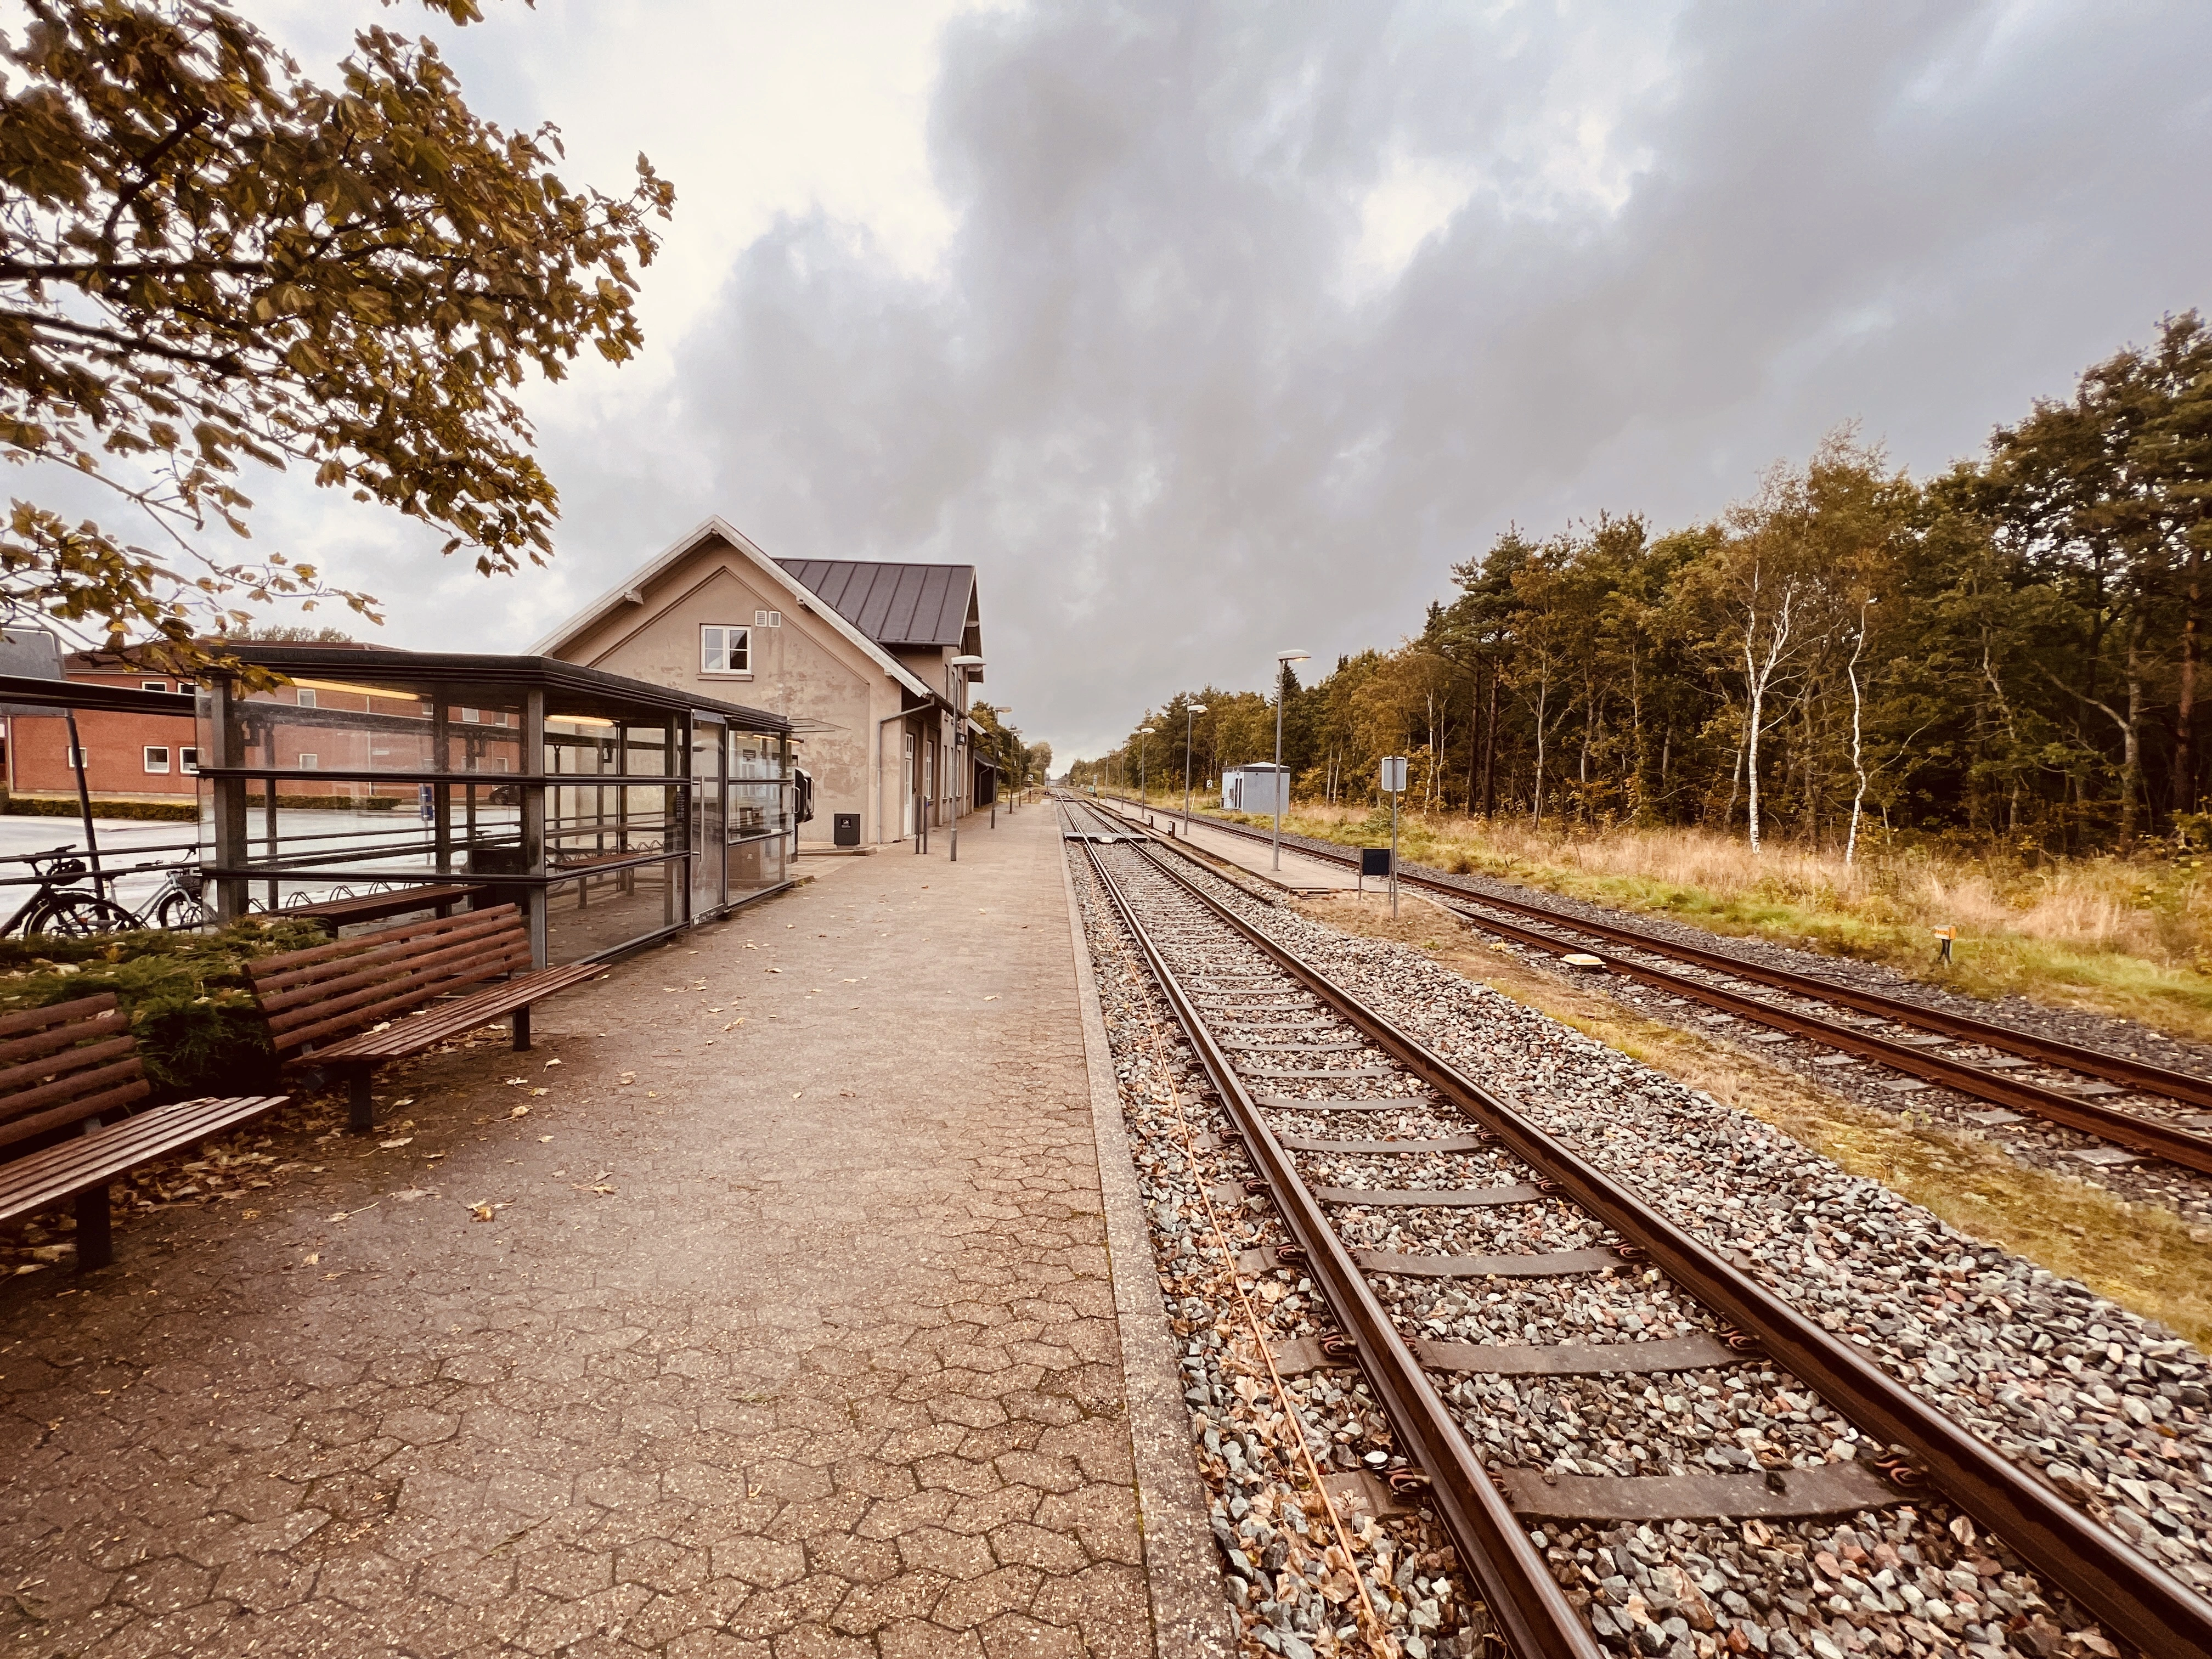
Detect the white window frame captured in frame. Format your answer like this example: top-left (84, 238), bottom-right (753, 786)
top-left (701, 624), bottom-right (752, 675)
top-left (753, 609), bottom-right (783, 628)
top-left (297, 753), bottom-right (319, 770)
top-left (179, 747), bottom-right (200, 775)
top-left (65, 746), bottom-right (87, 768)
top-left (143, 746), bottom-right (171, 774)
top-left (296, 688), bottom-right (317, 708)
top-left (142, 679), bottom-right (168, 693)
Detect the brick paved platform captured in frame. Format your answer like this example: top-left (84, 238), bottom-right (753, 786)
top-left (0, 805), bottom-right (1207, 1658)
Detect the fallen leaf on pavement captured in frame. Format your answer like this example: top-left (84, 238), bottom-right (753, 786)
top-left (504, 1076), bottom-right (527, 1086)
top-left (619, 1072), bottom-right (635, 1085)
top-left (539, 1135), bottom-right (553, 1143)
top-left (983, 995), bottom-right (998, 1001)
top-left (765, 967), bottom-right (782, 974)
top-left (469, 1201), bottom-right (494, 1221)
top-left (379, 1137), bottom-right (413, 1149)
top-left (303, 1253), bottom-right (319, 1265)
top-left (544, 1058), bottom-right (562, 1067)
top-left (591, 1184), bottom-right (614, 1195)
top-left (509, 1104), bottom-right (530, 1119)
top-left (529, 1087), bottom-right (549, 1097)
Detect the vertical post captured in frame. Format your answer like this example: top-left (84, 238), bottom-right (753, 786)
top-left (431, 701), bottom-right (452, 878)
top-left (209, 678), bottom-right (249, 923)
top-left (262, 779), bottom-right (279, 916)
top-left (1272, 684), bottom-right (1285, 871)
top-left (521, 689), bottom-right (547, 967)
top-left (1183, 709), bottom-right (1193, 832)
top-left (664, 715), bottom-right (681, 931)
top-left (1391, 787), bottom-right (1400, 919)
top-left (61, 710), bottom-right (104, 900)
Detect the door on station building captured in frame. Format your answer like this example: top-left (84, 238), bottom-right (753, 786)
top-left (690, 719), bottom-right (726, 917)
top-left (902, 731), bottom-right (915, 838)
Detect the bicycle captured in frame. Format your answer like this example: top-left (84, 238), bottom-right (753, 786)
top-left (141, 863), bottom-right (207, 930)
top-left (0, 847), bottom-right (140, 938)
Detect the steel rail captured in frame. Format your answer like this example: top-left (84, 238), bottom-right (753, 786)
top-left (1072, 826), bottom-right (1602, 1659)
top-left (1429, 891), bottom-right (2212, 1175)
top-left (1094, 795), bottom-right (2212, 1163)
top-left (1107, 825), bottom-right (2212, 1659)
top-left (1099, 794), bottom-right (2212, 1106)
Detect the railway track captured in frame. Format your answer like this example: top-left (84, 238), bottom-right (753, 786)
top-left (1091, 795), bottom-right (2212, 1178)
top-left (1060, 794), bottom-right (2212, 1659)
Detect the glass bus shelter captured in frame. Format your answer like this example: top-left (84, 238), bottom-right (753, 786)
top-left (198, 646), bottom-right (794, 964)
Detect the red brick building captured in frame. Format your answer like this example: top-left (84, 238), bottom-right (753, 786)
top-left (5, 658), bottom-right (200, 803)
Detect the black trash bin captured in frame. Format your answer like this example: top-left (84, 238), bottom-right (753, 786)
top-left (833, 812), bottom-right (861, 848)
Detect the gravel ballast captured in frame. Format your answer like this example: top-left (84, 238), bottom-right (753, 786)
top-left (1067, 812), bottom-right (2212, 1659)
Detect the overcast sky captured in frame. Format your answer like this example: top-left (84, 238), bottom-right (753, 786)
top-left (231, 0), bottom-right (2212, 764)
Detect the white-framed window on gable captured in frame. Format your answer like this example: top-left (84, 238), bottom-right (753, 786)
top-left (702, 624), bottom-right (751, 674)
top-left (753, 609), bottom-right (782, 629)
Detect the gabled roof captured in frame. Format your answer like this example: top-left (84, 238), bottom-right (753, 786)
top-left (526, 517), bottom-right (936, 704)
top-left (775, 560), bottom-right (977, 651)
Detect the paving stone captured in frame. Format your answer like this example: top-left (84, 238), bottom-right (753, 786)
top-left (0, 810), bottom-right (1158, 1656)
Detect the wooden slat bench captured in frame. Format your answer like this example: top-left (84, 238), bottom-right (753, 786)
top-left (0, 994), bottom-right (285, 1270)
top-left (280, 882), bottom-right (493, 928)
top-left (245, 903), bottom-right (603, 1132)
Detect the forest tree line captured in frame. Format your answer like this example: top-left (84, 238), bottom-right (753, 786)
top-left (1066, 313), bottom-right (2212, 854)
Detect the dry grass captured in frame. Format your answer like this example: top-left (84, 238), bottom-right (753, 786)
top-left (1133, 787), bottom-right (2212, 1044)
top-left (1300, 890), bottom-right (2212, 1347)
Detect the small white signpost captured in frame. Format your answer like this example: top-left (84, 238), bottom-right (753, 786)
top-left (1380, 756), bottom-right (1407, 918)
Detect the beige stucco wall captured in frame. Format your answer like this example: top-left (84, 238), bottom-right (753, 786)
top-left (548, 532), bottom-right (909, 844)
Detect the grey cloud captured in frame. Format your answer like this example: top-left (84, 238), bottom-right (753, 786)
top-left (432, 0), bottom-right (2212, 763)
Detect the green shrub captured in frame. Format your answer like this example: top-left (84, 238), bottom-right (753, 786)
top-left (2, 796), bottom-right (199, 822)
top-left (0, 917), bottom-right (328, 1098)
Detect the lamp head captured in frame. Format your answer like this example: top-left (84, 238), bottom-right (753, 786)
top-left (1277, 649), bottom-right (1310, 663)
top-left (1189, 703), bottom-right (1209, 715)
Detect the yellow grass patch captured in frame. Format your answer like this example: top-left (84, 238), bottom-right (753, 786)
top-left (1124, 789), bottom-right (2212, 1046)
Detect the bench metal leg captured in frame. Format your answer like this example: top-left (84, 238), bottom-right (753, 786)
top-left (349, 1070), bottom-right (376, 1133)
top-left (74, 1182), bottom-right (112, 1272)
top-left (512, 1005), bottom-right (531, 1052)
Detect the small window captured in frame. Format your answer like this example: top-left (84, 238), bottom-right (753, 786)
top-left (296, 688), bottom-right (317, 708)
top-left (142, 680), bottom-right (168, 693)
top-left (65, 746), bottom-right (87, 767)
top-left (753, 609), bottom-right (783, 629)
top-left (297, 753), bottom-right (319, 770)
top-left (702, 624), bottom-right (751, 673)
top-left (179, 747), bottom-right (200, 774)
top-left (460, 706), bottom-right (478, 724)
top-left (144, 746), bottom-right (171, 774)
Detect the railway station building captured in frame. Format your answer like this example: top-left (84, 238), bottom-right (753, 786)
top-left (529, 517), bottom-right (985, 851)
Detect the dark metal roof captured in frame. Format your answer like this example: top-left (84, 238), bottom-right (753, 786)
top-left (0, 673), bottom-right (198, 718)
top-left (219, 646), bottom-right (791, 732)
top-left (776, 560), bottom-right (977, 649)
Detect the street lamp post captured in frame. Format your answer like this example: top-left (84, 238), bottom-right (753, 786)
top-left (948, 654), bottom-right (985, 861)
top-left (1271, 650), bottom-right (1308, 870)
top-left (1182, 703), bottom-right (1208, 834)
top-left (1137, 726), bottom-right (1156, 809)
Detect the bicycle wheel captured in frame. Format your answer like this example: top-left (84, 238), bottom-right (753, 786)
top-left (27, 892), bottom-right (140, 938)
top-left (154, 889), bottom-right (207, 930)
